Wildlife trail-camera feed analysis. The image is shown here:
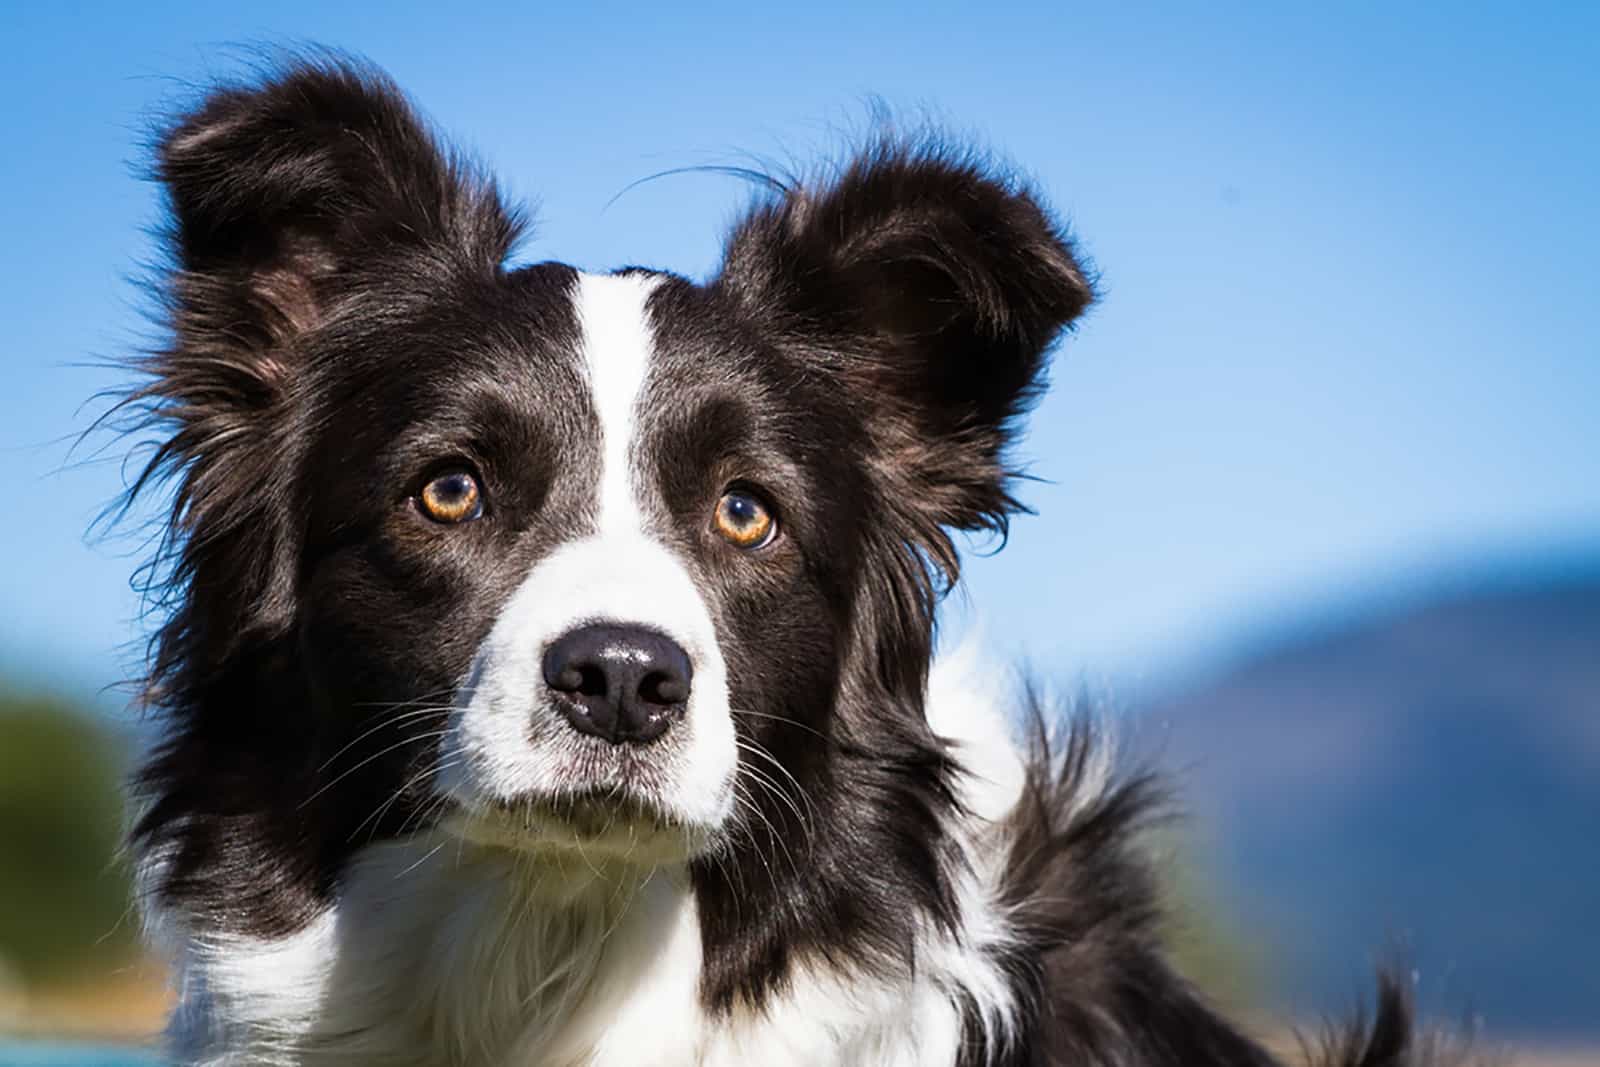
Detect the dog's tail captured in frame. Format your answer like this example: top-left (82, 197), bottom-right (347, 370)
top-left (1302, 971), bottom-right (1501, 1067)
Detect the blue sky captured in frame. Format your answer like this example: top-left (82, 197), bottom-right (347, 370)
top-left (3, 3), bottom-right (1597, 707)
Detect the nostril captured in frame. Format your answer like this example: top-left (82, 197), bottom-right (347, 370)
top-left (545, 660), bottom-right (607, 697)
top-left (640, 670), bottom-right (689, 707)
top-left (576, 664), bottom-right (608, 699)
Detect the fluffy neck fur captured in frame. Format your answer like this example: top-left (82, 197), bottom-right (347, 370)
top-left (147, 656), bottom-right (1031, 1067)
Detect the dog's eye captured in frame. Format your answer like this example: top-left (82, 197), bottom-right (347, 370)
top-left (417, 470), bottom-right (484, 524)
top-left (713, 488), bottom-right (776, 549)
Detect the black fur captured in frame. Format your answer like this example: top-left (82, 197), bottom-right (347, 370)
top-left (685, 136), bottom-right (1095, 1011)
top-left (961, 710), bottom-right (1489, 1065)
top-left (110, 54), bottom-right (1488, 1065)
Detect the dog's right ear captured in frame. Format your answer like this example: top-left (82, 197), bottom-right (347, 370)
top-left (127, 58), bottom-right (523, 694)
top-left (158, 56), bottom-right (522, 373)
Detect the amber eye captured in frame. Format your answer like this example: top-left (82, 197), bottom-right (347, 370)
top-left (713, 488), bottom-right (776, 549)
top-left (417, 469), bottom-right (484, 524)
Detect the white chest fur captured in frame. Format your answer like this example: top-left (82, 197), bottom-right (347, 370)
top-left (164, 841), bottom-right (974, 1067)
top-left (154, 656), bottom-right (1033, 1067)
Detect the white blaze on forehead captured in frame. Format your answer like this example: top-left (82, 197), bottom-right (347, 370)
top-left (437, 268), bottom-right (737, 843)
top-left (575, 271), bottom-right (661, 532)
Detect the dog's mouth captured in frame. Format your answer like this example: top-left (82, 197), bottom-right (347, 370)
top-left (439, 787), bottom-right (716, 864)
top-left (435, 678), bottom-right (739, 865)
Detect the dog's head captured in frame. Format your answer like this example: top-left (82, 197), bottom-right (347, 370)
top-left (128, 59), bottom-right (1092, 951)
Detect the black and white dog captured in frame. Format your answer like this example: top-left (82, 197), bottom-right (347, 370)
top-left (117, 56), bottom-right (1467, 1066)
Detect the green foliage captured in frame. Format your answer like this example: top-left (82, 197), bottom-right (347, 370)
top-left (0, 691), bottom-right (139, 986)
top-left (1150, 830), bottom-right (1264, 1015)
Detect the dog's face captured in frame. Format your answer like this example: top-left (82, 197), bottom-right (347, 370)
top-left (130, 61), bottom-right (1091, 956)
top-left (298, 265), bottom-right (873, 864)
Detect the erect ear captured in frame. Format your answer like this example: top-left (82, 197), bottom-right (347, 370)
top-left (158, 55), bottom-right (523, 362)
top-left (717, 141), bottom-right (1094, 539)
top-left (125, 57), bottom-right (523, 692)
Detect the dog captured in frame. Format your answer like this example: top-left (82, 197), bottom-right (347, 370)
top-left (114, 54), bottom-right (1472, 1066)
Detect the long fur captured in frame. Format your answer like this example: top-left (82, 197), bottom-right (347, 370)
top-left (107, 53), bottom-right (1491, 1066)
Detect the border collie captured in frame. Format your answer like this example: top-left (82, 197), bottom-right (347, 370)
top-left (115, 55), bottom-right (1473, 1067)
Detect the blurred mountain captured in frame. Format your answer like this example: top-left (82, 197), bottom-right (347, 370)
top-left (1145, 567), bottom-right (1600, 1042)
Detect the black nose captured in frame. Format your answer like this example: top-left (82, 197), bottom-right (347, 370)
top-left (541, 624), bottom-right (693, 745)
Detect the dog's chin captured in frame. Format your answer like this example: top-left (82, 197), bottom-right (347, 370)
top-left (439, 790), bottom-right (720, 868)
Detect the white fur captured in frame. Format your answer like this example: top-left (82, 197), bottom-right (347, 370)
top-left (578, 270), bottom-right (658, 537)
top-left (438, 269), bottom-right (736, 854)
top-left (437, 533), bottom-right (737, 851)
top-left (152, 658), bottom-right (1076, 1067)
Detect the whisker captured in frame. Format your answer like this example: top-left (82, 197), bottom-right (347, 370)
top-left (360, 757), bottom-right (462, 844)
top-left (350, 683), bottom-right (471, 711)
top-left (731, 706), bottom-right (831, 743)
top-left (731, 779), bottom-right (798, 884)
top-left (734, 753), bottom-right (811, 832)
top-left (315, 706), bottom-right (454, 775)
top-left (301, 730), bottom-right (452, 810)
top-left (736, 738), bottom-right (818, 825)
top-left (392, 840), bottom-right (448, 881)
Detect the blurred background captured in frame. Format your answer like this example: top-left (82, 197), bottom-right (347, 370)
top-left (2, 2), bottom-right (1595, 1062)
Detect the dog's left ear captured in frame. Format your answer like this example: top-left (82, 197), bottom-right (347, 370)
top-left (717, 142), bottom-right (1094, 535)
